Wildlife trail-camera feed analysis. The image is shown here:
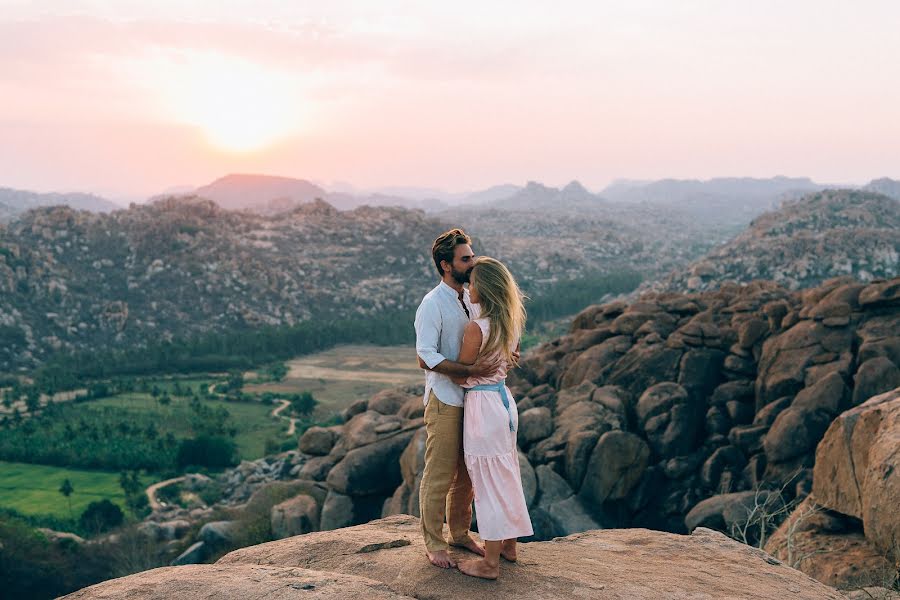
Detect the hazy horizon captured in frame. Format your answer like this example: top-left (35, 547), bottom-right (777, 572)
top-left (1, 1), bottom-right (899, 201)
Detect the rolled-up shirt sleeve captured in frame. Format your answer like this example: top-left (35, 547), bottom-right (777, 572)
top-left (415, 298), bottom-right (446, 369)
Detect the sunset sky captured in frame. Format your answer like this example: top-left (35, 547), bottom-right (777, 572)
top-left (1, 1), bottom-right (898, 201)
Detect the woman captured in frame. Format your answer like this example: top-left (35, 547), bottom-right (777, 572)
top-left (451, 256), bottom-right (533, 580)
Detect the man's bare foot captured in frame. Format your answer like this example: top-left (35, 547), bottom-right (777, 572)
top-left (426, 549), bottom-right (456, 569)
top-left (451, 539), bottom-right (486, 557)
top-left (458, 558), bottom-right (499, 580)
top-left (500, 540), bottom-right (517, 562)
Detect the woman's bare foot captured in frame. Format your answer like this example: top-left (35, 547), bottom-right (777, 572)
top-left (500, 540), bottom-right (517, 562)
top-left (426, 549), bottom-right (456, 569)
top-left (458, 558), bottom-right (499, 580)
top-left (451, 539), bottom-right (486, 557)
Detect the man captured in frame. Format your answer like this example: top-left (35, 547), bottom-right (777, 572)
top-left (415, 228), bottom-right (498, 568)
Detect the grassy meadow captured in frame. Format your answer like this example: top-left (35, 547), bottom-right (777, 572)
top-left (0, 461), bottom-right (136, 519)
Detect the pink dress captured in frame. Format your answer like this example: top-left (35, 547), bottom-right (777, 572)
top-left (462, 318), bottom-right (534, 541)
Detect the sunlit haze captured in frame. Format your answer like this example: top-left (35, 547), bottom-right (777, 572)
top-left (1, 0), bottom-right (898, 200)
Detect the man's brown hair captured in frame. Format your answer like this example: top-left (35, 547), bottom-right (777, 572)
top-left (431, 228), bottom-right (471, 277)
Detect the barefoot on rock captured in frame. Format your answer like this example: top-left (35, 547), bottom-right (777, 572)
top-left (458, 558), bottom-right (499, 580)
top-left (500, 540), bottom-right (517, 562)
top-left (426, 549), bottom-right (457, 569)
top-left (451, 539), bottom-right (486, 557)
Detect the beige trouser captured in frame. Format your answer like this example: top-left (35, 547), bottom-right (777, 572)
top-left (419, 391), bottom-right (475, 552)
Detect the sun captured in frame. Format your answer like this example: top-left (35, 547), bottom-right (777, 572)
top-left (146, 51), bottom-right (305, 153)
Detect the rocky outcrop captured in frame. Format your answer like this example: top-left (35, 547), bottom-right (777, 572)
top-left (518, 275), bottom-right (899, 536)
top-left (63, 515), bottom-right (846, 599)
top-left (763, 387), bottom-right (900, 590)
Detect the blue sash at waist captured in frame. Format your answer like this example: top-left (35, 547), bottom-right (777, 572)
top-left (466, 380), bottom-right (515, 432)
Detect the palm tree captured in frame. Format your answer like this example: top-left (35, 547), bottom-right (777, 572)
top-left (59, 478), bottom-right (74, 520)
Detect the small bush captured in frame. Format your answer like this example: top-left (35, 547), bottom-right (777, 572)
top-left (79, 500), bottom-right (124, 534)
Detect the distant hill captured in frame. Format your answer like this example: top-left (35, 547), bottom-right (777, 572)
top-left (0, 187), bottom-right (121, 222)
top-left (455, 184), bottom-right (521, 205)
top-left (643, 189), bottom-right (900, 293)
top-left (488, 180), bottom-right (604, 211)
top-left (192, 174), bottom-right (454, 213)
top-left (600, 176), bottom-right (823, 204)
top-left (193, 174), bottom-right (328, 213)
top-left (864, 177), bottom-right (900, 200)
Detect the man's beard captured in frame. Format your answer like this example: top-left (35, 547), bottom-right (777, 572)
top-left (451, 267), bottom-right (472, 284)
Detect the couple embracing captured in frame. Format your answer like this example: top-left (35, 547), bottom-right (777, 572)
top-left (414, 228), bottom-right (533, 580)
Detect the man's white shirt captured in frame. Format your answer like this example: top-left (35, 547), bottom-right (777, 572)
top-left (414, 280), bottom-right (480, 407)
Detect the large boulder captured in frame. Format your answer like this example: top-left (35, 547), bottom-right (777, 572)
top-left (343, 411), bottom-right (408, 450)
top-left (532, 464), bottom-right (600, 537)
top-left (271, 494), bottom-right (320, 539)
top-left (213, 515), bottom-right (843, 600)
top-left (635, 382), bottom-right (702, 457)
top-left (66, 516), bottom-right (846, 599)
top-left (605, 344), bottom-right (683, 398)
top-left (765, 497), bottom-right (895, 590)
top-left (198, 521), bottom-right (238, 548)
top-left (580, 430), bottom-right (650, 505)
top-left (298, 426), bottom-right (338, 456)
top-left (558, 335), bottom-right (631, 389)
top-left (518, 407), bottom-right (553, 444)
top-left (319, 490), bottom-right (355, 531)
top-left (812, 386), bottom-right (900, 555)
top-left (327, 428), bottom-right (418, 496)
top-left (763, 372), bottom-right (849, 464)
top-left (755, 320), bottom-right (852, 410)
top-left (368, 389), bottom-right (415, 415)
top-left (527, 399), bottom-right (622, 489)
top-left (852, 357), bottom-right (900, 406)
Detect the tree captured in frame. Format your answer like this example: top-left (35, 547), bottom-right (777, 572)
top-left (158, 393), bottom-right (171, 407)
top-left (119, 471), bottom-right (147, 517)
top-left (79, 499), bottom-right (124, 534)
top-left (291, 391), bottom-right (318, 418)
top-left (24, 388), bottom-right (40, 414)
top-left (59, 478), bottom-right (74, 520)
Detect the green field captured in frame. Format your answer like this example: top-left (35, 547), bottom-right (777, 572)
top-left (90, 392), bottom-right (289, 460)
top-left (0, 461), bottom-right (142, 519)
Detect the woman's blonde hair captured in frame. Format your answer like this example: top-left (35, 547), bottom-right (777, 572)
top-left (470, 257), bottom-right (527, 366)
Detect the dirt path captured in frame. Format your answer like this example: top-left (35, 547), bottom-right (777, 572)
top-left (146, 476), bottom-right (186, 511)
top-left (271, 399), bottom-right (297, 436)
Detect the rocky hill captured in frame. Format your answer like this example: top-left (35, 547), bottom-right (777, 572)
top-left (0, 197), bottom-right (447, 370)
top-left (0, 187), bottom-right (121, 223)
top-left (643, 189), bottom-right (900, 294)
top-left (63, 515), bottom-right (843, 599)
